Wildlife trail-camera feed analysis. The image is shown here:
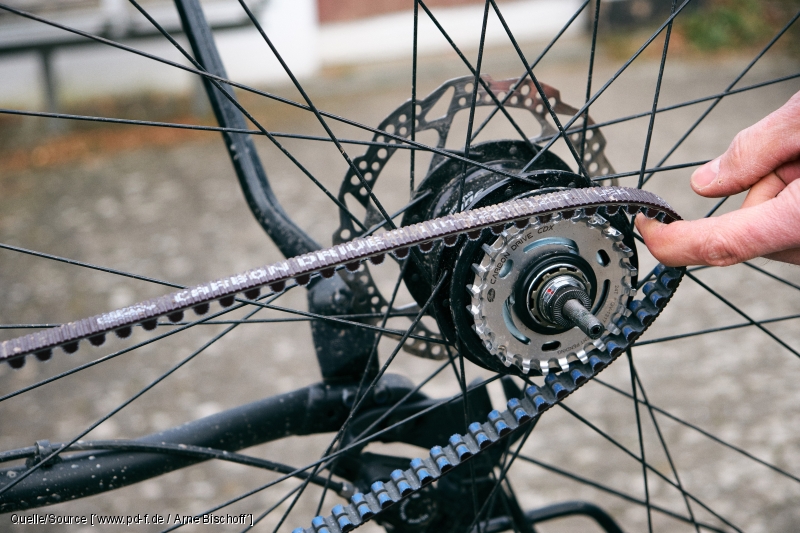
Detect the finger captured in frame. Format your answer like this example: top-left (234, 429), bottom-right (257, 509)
top-left (765, 247), bottom-right (800, 266)
top-left (690, 91), bottom-right (800, 197)
top-left (635, 181), bottom-right (800, 267)
top-left (776, 158), bottom-right (800, 184)
top-left (740, 171), bottom-right (785, 209)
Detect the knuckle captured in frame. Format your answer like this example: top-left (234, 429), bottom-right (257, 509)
top-left (699, 230), bottom-right (747, 267)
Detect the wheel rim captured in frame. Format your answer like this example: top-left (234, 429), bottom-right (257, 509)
top-left (0, 1), bottom-right (799, 531)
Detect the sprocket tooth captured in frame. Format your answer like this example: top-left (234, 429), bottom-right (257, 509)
top-left (466, 284), bottom-right (482, 297)
top-left (587, 213), bottom-right (609, 228)
top-left (603, 225), bottom-right (623, 240)
top-left (613, 242), bottom-right (634, 258)
top-left (620, 259), bottom-right (637, 276)
top-left (539, 360), bottom-right (550, 376)
top-left (471, 263), bottom-right (488, 276)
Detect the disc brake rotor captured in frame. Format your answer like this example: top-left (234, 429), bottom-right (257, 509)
top-left (333, 75), bottom-right (616, 360)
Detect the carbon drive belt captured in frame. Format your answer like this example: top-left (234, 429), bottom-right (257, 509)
top-left (0, 186), bottom-right (680, 368)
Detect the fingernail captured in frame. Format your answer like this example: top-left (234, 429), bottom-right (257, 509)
top-left (691, 157), bottom-right (720, 190)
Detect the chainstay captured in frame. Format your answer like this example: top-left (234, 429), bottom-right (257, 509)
top-left (0, 186), bottom-right (679, 366)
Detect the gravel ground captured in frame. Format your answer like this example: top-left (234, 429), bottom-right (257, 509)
top-left (1, 36), bottom-right (799, 533)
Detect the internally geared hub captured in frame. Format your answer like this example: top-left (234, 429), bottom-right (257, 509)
top-left (469, 211), bottom-right (637, 375)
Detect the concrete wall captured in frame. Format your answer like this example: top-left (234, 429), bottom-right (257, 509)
top-left (0, 0), bottom-right (582, 108)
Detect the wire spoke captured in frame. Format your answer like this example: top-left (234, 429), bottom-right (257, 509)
top-left (0, 107), bottom-right (443, 150)
top-left (594, 159), bottom-right (710, 182)
top-left (489, 0), bottom-right (590, 179)
top-left (456, 0), bottom-right (492, 213)
top-left (630, 356), bottom-right (701, 533)
top-left (518, 455), bottom-right (727, 532)
top-left (685, 271), bottom-right (800, 359)
top-left (0, 287), bottom-right (282, 497)
top-left (641, 8), bottom-right (800, 187)
top-left (557, 402), bottom-right (741, 531)
top-left (0, 241), bottom-right (182, 289)
top-left (628, 350), bottom-right (652, 532)
top-left (519, 0), bottom-right (693, 174)
top-left (594, 378), bottom-right (800, 484)
top-left (410, 0), bottom-right (420, 195)
top-left (634, 312), bottom-right (800, 346)
top-left (580, 0), bottom-right (602, 163)
top-left (743, 261), bottom-right (800, 291)
top-left (470, 0), bottom-right (590, 140)
top-left (417, 0), bottom-right (533, 150)
top-left (636, 0), bottom-right (677, 190)
top-left (1, 439), bottom-right (341, 491)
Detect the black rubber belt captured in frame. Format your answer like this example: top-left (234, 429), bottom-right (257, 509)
top-left (0, 186), bottom-right (679, 366)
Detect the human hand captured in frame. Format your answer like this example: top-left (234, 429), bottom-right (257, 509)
top-left (636, 91), bottom-right (800, 267)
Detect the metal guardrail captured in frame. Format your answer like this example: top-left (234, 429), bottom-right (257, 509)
top-left (0, 0), bottom-right (267, 114)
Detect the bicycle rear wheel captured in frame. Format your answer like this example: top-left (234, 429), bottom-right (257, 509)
top-left (1, 1), bottom-right (799, 532)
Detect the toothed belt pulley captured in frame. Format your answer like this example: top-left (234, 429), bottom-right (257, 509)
top-left (401, 146), bottom-right (638, 377)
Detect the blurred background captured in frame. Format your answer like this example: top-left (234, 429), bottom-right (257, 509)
top-left (1, 1), bottom-right (799, 532)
